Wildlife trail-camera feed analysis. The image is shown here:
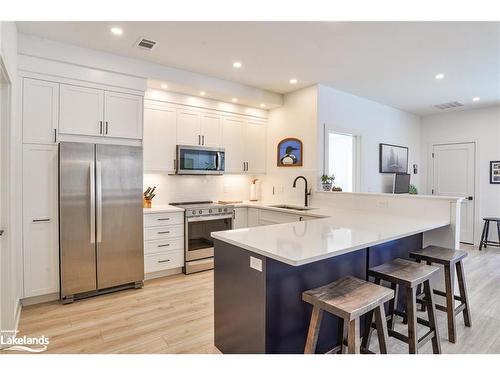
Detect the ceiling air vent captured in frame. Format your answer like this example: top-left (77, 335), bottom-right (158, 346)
top-left (135, 37), bottom-right (158, 51)
top-left (434, 101), bottom-right (464, 110)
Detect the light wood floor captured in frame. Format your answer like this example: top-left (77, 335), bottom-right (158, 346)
top-left (9, 245), bottom-right (500, 354)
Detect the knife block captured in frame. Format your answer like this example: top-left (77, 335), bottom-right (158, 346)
top-left (143, 198), bottom-right (152, 208)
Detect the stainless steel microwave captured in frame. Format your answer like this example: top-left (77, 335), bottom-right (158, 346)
top-left (176, 145), bottom-right (225, 175)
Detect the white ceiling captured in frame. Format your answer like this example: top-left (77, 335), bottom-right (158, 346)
top-left (17, 21), bottom-right (500, 115)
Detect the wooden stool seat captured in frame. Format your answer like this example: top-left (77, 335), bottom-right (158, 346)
top-left (410, 246), bottom-right (467, 264)
top-left (364, 258), bottom-right (442, 354)
top-left (410, 245), bottom-right (472, 343)
top-left (479, 217), bottom-right (500, 250)
top-left (368, 258), bottom-right (439, 287)
top-left (303, 276), bottom-right (394, 354)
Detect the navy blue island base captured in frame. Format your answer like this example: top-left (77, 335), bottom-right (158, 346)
top-left (213, 233), bottom-right (422, 354)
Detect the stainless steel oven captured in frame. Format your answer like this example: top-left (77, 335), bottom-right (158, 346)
top-left (170, 201), bottom-right (234, 274)
top-left (176, 145), bottom-right (225, 175)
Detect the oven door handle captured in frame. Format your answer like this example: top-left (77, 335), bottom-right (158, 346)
top-left (187, 214), bottom-right (233, 222)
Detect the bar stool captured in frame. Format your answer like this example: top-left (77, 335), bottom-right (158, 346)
top-left (410, 245), bottom-right (472, 343)
top-left (479, 217), bottom-right (500, 250)
top-left (302, 276), bottom-right (394, 354)
top-left (363, 258), bottom-right (441, 354)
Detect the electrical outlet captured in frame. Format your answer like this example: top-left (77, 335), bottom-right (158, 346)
top-left (250, 256), bottom-right (262, 272)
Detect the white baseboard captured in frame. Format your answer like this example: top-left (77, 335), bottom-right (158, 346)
top-left (21, 292), bottom-right (59, 307)
top-left (145, 267), bottom-right (183, 280)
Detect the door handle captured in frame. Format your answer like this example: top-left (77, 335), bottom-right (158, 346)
top-left (32, 218), bottom-right (51, 223)
top-left (0, 230), bottom-right (3, 236)
top-left (53, 128), bottom-right (57, 143)
top-left (99, 121), bottom-right (103, 135)
top-left (90, 161), bottom-right (96, 244)
top-left (467, 196), bottom-right (473, 201)
top-left (198, 135), bottom-right (201, 145)
top-left (96, 161), bottom-right (102, 243)
top-left (105, 121), bottom-right (109, 135)
top-left (202, 135), bottom-right (205, 145)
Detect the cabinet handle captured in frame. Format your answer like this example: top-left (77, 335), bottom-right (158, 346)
top-left (158, 244), bottom-right (170, 247)
top-left (157, 231), bottom-right (170, 234)
top-left (158, 259), bottom-right (170, 263)
top-left (105, 121), bottom-right (109, 135)
top-left (99, 121), bottom-right (103, 134)
top-left (202, 135), bottom-right (205, 145)
top-left (0, 230), bottom-right (4, 236)
top-left (243, 162), bottom-right (246, 172)
top-left (198, 135), bottom-right (201, 145)
top-left (157, 218), bottom-right (170, 221)
top-left (53, 128), bottom-right (57, 143)
top-left (33, 218), bottom-right (51, 223)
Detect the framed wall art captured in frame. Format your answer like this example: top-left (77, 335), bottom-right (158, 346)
top-left (379, 143), bottom-right (408, 173)
top-left (490, 161), bottom-right (500, 184)
top-left (277, 138), bottom-right (303, 167)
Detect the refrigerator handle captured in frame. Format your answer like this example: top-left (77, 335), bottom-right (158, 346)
top-left (96, 161), bottom-right (103, 243)
top-left (90, 161), bottom-right (96, 244)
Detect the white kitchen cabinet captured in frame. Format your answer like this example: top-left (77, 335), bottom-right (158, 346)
top-left (143, 211), bottom-right (185, 278)
top-left (104, 91), bottom-right (143, 139)
top-left (22, 78), bottom-right (59, 144)
top-left (222, 116), bottom-right (246, 173)
top-left (59, 84), bottom-right (104, 137)
top-left (177, 109), bottom-right (202, 146)
top-left (247, 208), bottom-right (260, 227)
top-left (200, 113), bottom-right (222, 147)
top-left (143, 103), bottom-right (177, 172)
top-left (245, 119), bottom-right (266, 174)
top-left (22, 144), bottom-right (59, 297)
top-left (259, 209), bottom-right (299, 225)
top-left (233, 207), bottom-right (248, 229)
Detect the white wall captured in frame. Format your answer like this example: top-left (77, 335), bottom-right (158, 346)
top-left (421, 106), bottom-right (500, 245)
top-left (317, 84), bottom-right (422, 193)
top-left (261, 85), bottom-right (318, 204)
top-left (0, 21), bottom-right (21, 337)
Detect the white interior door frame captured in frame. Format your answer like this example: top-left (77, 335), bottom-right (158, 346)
top-left (429, 141), bottom-right (478, 245)
top-left (0, 56), bottom-right (12, 339)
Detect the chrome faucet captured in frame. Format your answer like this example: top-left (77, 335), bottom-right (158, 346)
top-left (293, 176), bottom-right (312, 207)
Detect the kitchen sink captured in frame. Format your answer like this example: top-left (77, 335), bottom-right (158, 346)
top-left (267, 204), bottom-right (315, 211)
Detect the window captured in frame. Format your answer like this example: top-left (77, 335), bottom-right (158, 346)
top-left (327, 132), bottom-right (358, 192)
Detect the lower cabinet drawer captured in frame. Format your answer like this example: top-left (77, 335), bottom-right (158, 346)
top-left (144, 250), bottom-right (184, 273)
top-left (144, 237), bottom-right (184, 255)
top-left (144, 224), bottom-right (184, 241)
top-left (144, 212), bottom-right (184, 227)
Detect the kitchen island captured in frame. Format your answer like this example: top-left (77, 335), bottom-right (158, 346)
top-left (211, 194), bottom-right (463, 354)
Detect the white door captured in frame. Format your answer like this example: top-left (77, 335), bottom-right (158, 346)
top-left (177, 109), bottom-right (201, 146)
top-left (200, 113), bottom-right (222, 147)
top-left (59, 84), bottom-right (104, 137)
top-left (222, 116), bottom-right (246, 173)
top-left (23, 145), bottom-right (59, 297)
top-left (245, 119), bottom-right (266, 174)
top-left (22, 78), bottom-right (59, 144)
top-left (143, 103), bottom-right (177, 172)
top-left (104, 91), bottom-right (143, 139)
top-left (432, 143), bottom-right (475, 244)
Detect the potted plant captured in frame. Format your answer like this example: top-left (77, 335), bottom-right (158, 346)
top-left (321, 174), bottom-right (335, 191)
top-left (409, 184), bottom-right (418, 195)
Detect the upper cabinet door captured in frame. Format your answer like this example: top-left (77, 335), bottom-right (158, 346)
top-left (177, 109), bottom-right (201, 146)
top-left (22, 78), bottom-right (59, 144)
top-left (59, 84), bottom-right (104, 137)
top-left (104, 91), bottom-right (143, 139)
top-left (245, 119), bottom-right (266, 174)
top-left (200, 113), bottom-right (222, 147)
top-left (143, 104), bottom-right (177, 172)
top-left (222, 116), bottom-right (246, 173)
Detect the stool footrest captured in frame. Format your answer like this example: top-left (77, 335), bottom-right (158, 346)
top-left (432, 289), bottom-right (462, 301)
top-left (417, 330), bottom-right (436, 347)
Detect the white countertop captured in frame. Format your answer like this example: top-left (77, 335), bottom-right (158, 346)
top-left (211, 209), bottom-right (449, 266)
top-left (143, 204), bottom-right (184, 214)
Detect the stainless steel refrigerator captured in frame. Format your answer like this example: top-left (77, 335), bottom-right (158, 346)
top-left (59, 142), bottom-right (144, 303)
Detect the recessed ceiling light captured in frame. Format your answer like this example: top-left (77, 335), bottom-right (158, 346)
top-left (200, 91), bottom-right (206, 96)
top-left (260, 103), bottom-right (266, 108)
top-left (435, 73), bottom-right (445, 80)
top-left (231, 98), bottom-right (238, 103)
top-left (110, 27), bottom-right (123, 36)
top-left (233, 62), bottom-right (242, 68)
top-left (289, 78), bottom-right (298, 84)
top-left (161, 84), bottom-right (168, 89)
top-left (472, 97), bottom-right (480, 102)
